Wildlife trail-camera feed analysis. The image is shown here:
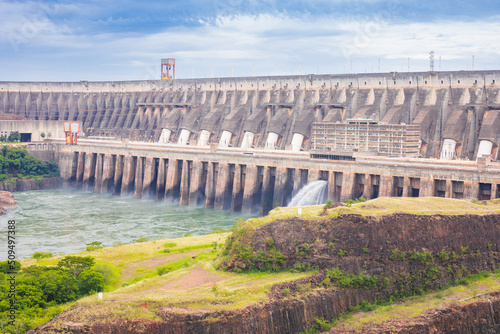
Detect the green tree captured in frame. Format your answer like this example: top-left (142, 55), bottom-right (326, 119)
top-left (7, 131), bottom-right (20, 142)
top-left (40, 132), bottom-right (46, 139)
top-left (77, 270), bottom-right (104, 295)
top-left (57, 256), bottom-right (95, 278)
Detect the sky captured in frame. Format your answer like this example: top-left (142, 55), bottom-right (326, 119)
top-left (1, 0), bottom-right (500, 81)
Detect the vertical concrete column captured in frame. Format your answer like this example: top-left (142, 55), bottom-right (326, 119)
top-left (231, 165), bottom-right (243, 212)
top-left (101, 154), bottom-right (114, 194)
top-left (491, 183), bottom-right (498, 200)
top-left (445, 180), bottom-right (453, 198)
top-left (378, 175), bottom-right (393, 198)
top-left (242, 165), bottom-right (258, 214)
top-left (189, 161), bottom-right (204, 206)
top-left (93, 154), bottom-right (103, 193)
top-left (58, 152), bottom-right (77, 188)
top-left (402, 177), bottom-right (410, 198)
top-left (327, 171), bottom-right (336, 201)
top-left (419, 177), bottom-right (434, 197)
top-left (204, 162), bottom-right (215, 208)
top-left (215, 163), bottom-right (230, 210)
top-left (113, 155), bottom-right (123, 195)
top-left (340, 172), bottom-right (355, 201)
top-left (362, 174), bottom-right (371, 200)
top-left (273, 167), bottom-right (287, 207)
top-left (120, 156), bottom-right (135, 196)
top-left (142, 157), bottom-right (154, 200)
top-left (75, 152), bottom-right (85, 190)
top-left (82, 153), bottom-right (96, 192)
top-left (165, 159), bottom-right (180, 202)
top-left (133, 157), bottom-right (143, 199)
top-left (463, 182), bottom-right (479, 199)
top-left (156, 158), bottom-right (166, 201)
top-left (260, 166), bottom-right (273, 216)
top-left (179, 160), bottom-right (190, 205)
top-left (307, 169), bottom-right (320, 183)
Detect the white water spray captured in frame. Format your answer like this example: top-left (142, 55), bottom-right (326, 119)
top-left (287, 180), bottom-right (328, 207)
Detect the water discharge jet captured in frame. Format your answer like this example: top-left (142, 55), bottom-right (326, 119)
top-left (287, 180), bottom-right (328, 207)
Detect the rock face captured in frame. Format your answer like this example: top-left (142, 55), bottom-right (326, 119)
top-left (27, 213), bottom-right (500, 334)
top-left (0, 177), bottom-right (61, 192)
top-left (330, 291), bottom-right (500, 334)
top-left (0, 191), bottom-right (17, 214)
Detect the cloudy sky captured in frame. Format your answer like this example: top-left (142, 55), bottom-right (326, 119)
top-left (1, 0), bottom-right (500, 81)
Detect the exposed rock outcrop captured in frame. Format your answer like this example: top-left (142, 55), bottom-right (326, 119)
top-left (0, 190), bottom-right (17, 214)
top-left (0, 176), bottom-right (61, 192)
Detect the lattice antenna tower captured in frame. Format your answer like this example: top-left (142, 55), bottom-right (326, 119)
top-left (429, 51), bottom-right (435, 72)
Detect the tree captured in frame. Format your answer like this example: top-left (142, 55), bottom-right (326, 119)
top-left (77, 270), bottom-right (104, 295)
top-left (40, 132), bottom-right (46, 139)
top-left (7, 131), bottom-right (20, 142)
top-left (57, 256), bottom-right (95, 278)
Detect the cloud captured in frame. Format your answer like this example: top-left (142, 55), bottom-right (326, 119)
top-left (1, 1), bottom-right (500, 81)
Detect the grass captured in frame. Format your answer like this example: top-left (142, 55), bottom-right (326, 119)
top-left (243, 197), bottom-right (500, 231)
top-left (332, 270), bottom-right (500, 332)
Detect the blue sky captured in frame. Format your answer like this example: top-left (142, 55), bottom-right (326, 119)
top-left (1, 0), bottom-right (500, 81)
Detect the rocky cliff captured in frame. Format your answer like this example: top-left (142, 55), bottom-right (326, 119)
top-left (0, 176), bottom-right (61, 192)
top-left (0, 190), bottom-right (17, 214)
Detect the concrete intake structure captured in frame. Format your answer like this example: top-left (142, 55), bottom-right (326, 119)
top-left (2, 70), bottom-right (500, 160)
top-left (53, 140), bottom-right (500, 215)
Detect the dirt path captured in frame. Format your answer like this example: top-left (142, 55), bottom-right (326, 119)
top-left (161, 266), bottom-right (232, 290)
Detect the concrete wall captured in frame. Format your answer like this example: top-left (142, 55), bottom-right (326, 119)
top-left (0, 120), bottom-right (66, 141)
top-left (1, 70), bottom-right (499, 160)
top-left (54, 142), bottom-right (500, 214)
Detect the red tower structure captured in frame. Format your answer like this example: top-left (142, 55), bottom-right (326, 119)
top-left (161, 58), bottom-right (175, 80)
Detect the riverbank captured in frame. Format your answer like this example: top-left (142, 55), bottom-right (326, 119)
top-left (0, 176), bottom-right (61, 192)
top-left (22, 197), bottom-right (500, 333)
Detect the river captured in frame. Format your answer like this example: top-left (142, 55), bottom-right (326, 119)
top-left (0, 189), bottom-right (253, 260)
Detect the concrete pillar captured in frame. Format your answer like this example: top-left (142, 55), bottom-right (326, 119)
top-left (419, 177), bottom-right (434, 197)
top-left (156, 158), bottom-right (166, 201)
top-left (463, 181), bottom-right (480, 199)
top-left (340, 172), bottom-right (355, 201)
top-left (93, 154), bottom-right (103, 193)
top-left (165, 159), bottom-right (180, 202)
top-left (75, 152), bottom-right (85, 190)
top-left (402, 177), bottom-right (410, 197)
top-left (378, 175), bottom-right (393, 198)
top-left (113, 155), bottom-right (123, 195)
top-left (445, 180), bottom-right (453, 198)
top-left (133, 157), bottom-right (143, 199)
top-left (362, 174), bottom-right (371, 200)
top-left (179, 160), bottom-right (190, 205)
top-left (242, 165), bottom-right (258, 214)
top-left (120, 156), bottom-right (135, 196)
top-left (205, 162), bottom-right (215, 208)
top-left (101, 154), bottom-right (114, 194)
top-left (215, 163), bottom-right (230, 210)
top-left (273, 167), bottom-right (287, 207)
top-left (82, 153), bottom-right (96, 192)
top-left (59, 152), bottom-right (78, 188)
top-left (231, 165), bottom-right (243, 212)
top-left (492, 183), bottom-right (498, 200)
top-left (327, 171), bottom-right (336, 201)
top-left (142, 157), bottom-right (154, 200)
top-left (188, 161), bottom-right (204, 206)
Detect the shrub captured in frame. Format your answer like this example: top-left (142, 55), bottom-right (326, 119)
top-left (132, 237), bottom-right (148, 243)
top-left (57, 256), bottom-right (95, 278)
top-left (323, 200), bottom-right (334, 209)
top-left (77, 270), bottom-right (104, 295)
top-left (32, 252), bottom-right (53, 260)
top-left (86, 241), bottom-right (103, 251)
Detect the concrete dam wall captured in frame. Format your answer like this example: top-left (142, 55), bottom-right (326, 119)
top-left (2, 70), bottom-right (500, 161)
top-left (54, 141), bottom-right (500, 215)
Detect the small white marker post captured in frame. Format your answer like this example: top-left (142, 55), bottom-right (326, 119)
top-left (298, 208), bottom-right (302, 215)
top-left (98, 292), bottom-right (103, 300)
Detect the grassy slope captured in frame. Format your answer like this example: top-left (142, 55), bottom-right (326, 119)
top-left (25, 197), bottom-right (500, 327)
top-left (333, 270), bottom-right (500, 332)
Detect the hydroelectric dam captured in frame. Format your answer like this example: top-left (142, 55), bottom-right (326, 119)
top-left (2, 70), bottom-right (500, 214)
